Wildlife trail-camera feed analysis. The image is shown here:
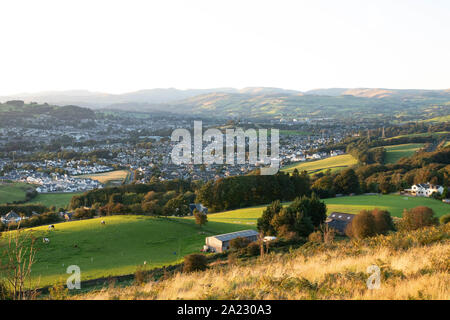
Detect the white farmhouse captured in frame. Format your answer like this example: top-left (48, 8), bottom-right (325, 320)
top-left (407, 183), bottom-right (444, 197)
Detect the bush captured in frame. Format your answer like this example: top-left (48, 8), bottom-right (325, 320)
top-left (346, 209), bottom-right (395, 239)
top-left (73, 208), bottom-right (94, 219)
top-left (308, 231), bottom-right (323, 243)
top-left (229, 237), bottom-right (251, 250)
top-left (350, 210), bottom-right (377, 239)
top-left (134, 265), bottom-right (149, 285)
top-left (246, 242), bottom-right (260, 256)
top-left (371, 208), bottom-right (395, 234)
top-left (400, 206), bottom-right (439, 231)
top-left (183, 254), bottom-right (208, 273)
top-left (439, 213), bottom-right (450, 225)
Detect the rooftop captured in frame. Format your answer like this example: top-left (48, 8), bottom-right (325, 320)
top-left (208, 229), bottom-right (259, 242)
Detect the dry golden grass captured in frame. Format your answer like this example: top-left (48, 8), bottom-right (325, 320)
top-left (75, 170), bottom-right (129, 184)
top-left (74, 225), bottom-right (450, 300)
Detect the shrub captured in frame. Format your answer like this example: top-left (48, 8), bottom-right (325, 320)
top-left (350, 210), bottom-right (377, 239)
top-left (229, 237), bottom-right (251, 250)
top-left (400, 206), bottom-right (439, 231)
top-left (371, 208), bottom-right (395, 234)
top-left (439, 213), bottom-right (450, 225)
top-left (134, 265), bottom-right (148, 285)
top-left (321, 224), bottom-right (336, 244)
top-left (277, 225), bottom-right (301, 241)
top-left (308, 231), bottom-right (323, 243)
top-left (183, 254), bottom-right (207, 273)
top-left (193, 209), bottom-right (208, 228)
top-left (246, 242), bottom-right (260, 256)
top-left (346, 209), bottom-right (395, 239)
top-left (73, 208), bottom-right (94, 219)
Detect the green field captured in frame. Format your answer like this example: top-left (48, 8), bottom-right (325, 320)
top-left (323, 195), bottom-right (450, 217)
top-left (382, 143), bottom-right (425, 164)
top-left (25, 192), bottom-right (81, 209)
top-left (4, 194), bottom-right (449, 288)
top-left (423, 115), bottom-right (450, 123)
top-left (281, 154), bottom-right (358, 175)
top-left (3, 215), bottom-right (250, 287)
top-left (279, 130), bottom-right (309, 136)
top-left (0, 182), bottom-right (34, 204)
top-left (386, 131), bottom-right (449, 140)
top-left (206, 194), bottom-right (450, 225)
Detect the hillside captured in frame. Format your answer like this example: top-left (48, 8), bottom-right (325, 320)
top-left (75, 224), bottom-right (450, 300)
top-left (281, 154), bottom-right (358, 175)
top-left (3, 215), bottom-right (250, 288)
top-left (0, 101), bottom-right (95, 124)
top-left (0, 182), bottom-right (33, 204)
top-left (206, 195), bottom-right (450, 226)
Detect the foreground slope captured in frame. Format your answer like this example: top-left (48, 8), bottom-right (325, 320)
top-left (76, 225), bottom-right (450, 300)
top-left (8, 216), bottom-right (249, 287)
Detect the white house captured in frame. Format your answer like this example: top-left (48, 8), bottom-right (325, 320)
top-left (1, 211), bottom-right (22, 224)
top-left (407, 183), bottom-right (444, 197)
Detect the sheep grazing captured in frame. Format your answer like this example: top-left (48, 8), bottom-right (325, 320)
top-left (48, 225), bottom-right (55, 230)
top-left (101, 220), bottom-right (106, 225)
top-left (43, 238), bottom-right (50, 243)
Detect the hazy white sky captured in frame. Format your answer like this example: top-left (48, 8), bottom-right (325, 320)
top-left (0, 0), bottom-right (449, 95)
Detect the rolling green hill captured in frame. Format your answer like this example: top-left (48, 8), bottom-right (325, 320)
top-left (206, 194), bottom-right (450, 225)
top-left (24, 193), bottom-right (81, 209)
top-left (382, 143), bottom-right (425, 164)
top-left (0, 182), bottom-right (34, 204)
top-left (4, 194), bottom-right (449, 288)
top-left (281, 154), bottom-right (358, 175)
top-left (3, 215), bottom-right (249, 288)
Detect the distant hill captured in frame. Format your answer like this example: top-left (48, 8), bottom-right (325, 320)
top-left (306, 88), bottom-right (450, 99)
top-left (2, 87), bottom-right (449, 120)
top-left (0, 101), bottom-right (96, 124)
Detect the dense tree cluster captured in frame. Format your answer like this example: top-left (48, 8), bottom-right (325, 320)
top-left (312, 147), bottom-right (450, 196)
top-left (196, 170), bottom-right (310, 212)
top-left (0, 204), bottom-right (47, 216)
top-left (0, 212), bottom-right (62, 231)
top-left (257, 194), bottom-right (327, 238)
top-left (70, 179), bottom-right (197, 217)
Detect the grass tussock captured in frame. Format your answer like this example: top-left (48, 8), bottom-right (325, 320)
top-left (74, 224), bottom-right (449, 300)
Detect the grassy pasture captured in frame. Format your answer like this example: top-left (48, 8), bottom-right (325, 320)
top-left (25, 192), bottom-right (81, 209)
top-left (3, 215), bottom-right (250, 288)
top-left (385, 131), bottom-right (449, 140)
top-left (281, 154), bottom-right (357, 175)
top-left (206, 194), bottom-right (450, 226)
top-left (382, 143), bottom-right (425, 164)
top-left (279, 130), bottom-right (309, 136)
top-left (323, 194), bottom-right (449, 217)
top-left (423, 115), bottom-right (450, 122)
top-left (0, 182), bottom-right (33, 204)
top-left (3, 194), bottom-right (448, 288)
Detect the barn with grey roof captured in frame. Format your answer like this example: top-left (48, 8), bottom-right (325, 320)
top-left (205, 230), bottom-right (259, 253)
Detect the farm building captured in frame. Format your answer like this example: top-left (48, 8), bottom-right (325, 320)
top-left (325, 212), bottom-right (354, 235)
top-left (205, 230), bottom-right (259, 253)
top-left (189, 203), bottom-right (208, 215)
top-left (1, 210), bottom-right (22, 224)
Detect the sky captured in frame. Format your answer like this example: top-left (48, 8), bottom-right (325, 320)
top-left (0, 0), bottom-right (449, 95)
